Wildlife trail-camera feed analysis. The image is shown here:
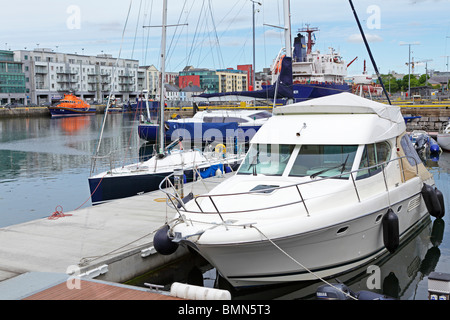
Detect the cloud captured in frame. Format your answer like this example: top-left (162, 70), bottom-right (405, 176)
top-left (263, 29), bottom-right (284, 39)
top-left (347, 33), bottom-right (383, 43)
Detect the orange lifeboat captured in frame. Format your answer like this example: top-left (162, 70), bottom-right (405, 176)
top-left (48, 94), bottom-right (96, 117)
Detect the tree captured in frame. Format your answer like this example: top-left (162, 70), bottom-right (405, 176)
top-left (380, 74), bottom-right (399, 93)
top-left (418, 74), bottom-right (430, 85)
top-left (402, 74), bottom-right (419, 89)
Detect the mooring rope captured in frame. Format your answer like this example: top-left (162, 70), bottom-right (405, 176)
top-left (251, 225), bottom-right (358, 300)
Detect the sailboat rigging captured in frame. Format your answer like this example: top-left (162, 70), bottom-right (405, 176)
top-left (348, 0), bottom-right (391, 105)
top-left (87, 0), bottom-right (245, 206)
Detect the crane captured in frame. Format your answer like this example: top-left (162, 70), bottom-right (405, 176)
top-left (347, 56), bottom-right (358, 68)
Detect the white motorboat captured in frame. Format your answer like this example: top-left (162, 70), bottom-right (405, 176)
top-left (437, 123), bottom-right (450, 152)
top-left (155, 92), bottom-right (445, 288)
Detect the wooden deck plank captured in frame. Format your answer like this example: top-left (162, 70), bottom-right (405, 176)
top-left (23, 279), bottom-right (182, 300)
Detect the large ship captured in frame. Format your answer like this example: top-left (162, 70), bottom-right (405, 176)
top-left (288, 26), bottom-right (351, 101)
top-left (197, 26), bottom-right (350, 104)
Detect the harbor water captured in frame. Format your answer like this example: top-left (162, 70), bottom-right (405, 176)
top-left (0, 113), bottom-right (449, 300)
top-left (0, 113), bottom-right (149, 227)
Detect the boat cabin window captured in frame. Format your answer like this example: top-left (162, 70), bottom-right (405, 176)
top-left (203, 116), bottom-right (246, 123)
top-left (238, 144), bottom-right (295, 176)
top-left (224, 117), bottom-right (247, 123)
top-left (289, 145), bottom-right (358, 178)
top-left (248, 111), bottom-right (272, 120)
top-left (357, 141), bottom-right (391, 179)
top-left (203, 116), bottom-right (222, 123)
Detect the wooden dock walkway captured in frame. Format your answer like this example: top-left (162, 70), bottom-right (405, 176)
top-left (0, 173), bottom-right (231, 291)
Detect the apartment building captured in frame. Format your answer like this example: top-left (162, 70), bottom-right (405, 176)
top-left (14, 49), bottom-right (146, 105)
top-left (216, 69), bottom-right (248, 93)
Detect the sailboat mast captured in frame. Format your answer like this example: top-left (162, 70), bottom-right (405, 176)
top-left (283, 0), bottom-right (292, 58)
top-left (158, 0), bottom-right (168, 155)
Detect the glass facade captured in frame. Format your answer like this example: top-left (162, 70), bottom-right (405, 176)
top-left (179, 70), bottom-right (219, 94)
top-left (0, 51), bottom-right (26, 95)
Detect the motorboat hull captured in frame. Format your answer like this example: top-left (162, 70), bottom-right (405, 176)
top-left (180, 191), bottom-right (429, 288)
top-left (48, 106), bottom-right (96, 117)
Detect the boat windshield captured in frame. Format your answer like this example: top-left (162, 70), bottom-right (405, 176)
top-left (238, 144), bottom-right (295, 176)
top-left (289, 145), bottom-right (358, 179)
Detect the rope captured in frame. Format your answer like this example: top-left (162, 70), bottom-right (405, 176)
top-left (172, 215), bottom-right (358, 300)
top-left (78, 217), bottom-right (179, 267)
top-left (48, 206), bottom-right (73, 220)
top-left (49, 172), bottom-right (108, 220)
top-left (251, 225), bottom-right (358, 300)
top-left (79, 229), bottom-right (157, 267)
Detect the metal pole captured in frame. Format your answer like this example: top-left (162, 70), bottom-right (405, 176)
top-left (408, 44), bottom-right (411, 99)
top-left (283, 0), bottom-right (292, 58)
top-left (252, 1), bottom-right (256, 90)
top-left (159, 0), bottom-right (168, 156)
top-left (251, 1), bottom-right (261, 90)
top-left (400, 42), bottom-right (419, 99)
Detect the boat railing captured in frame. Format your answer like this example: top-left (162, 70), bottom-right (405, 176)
top-left (159, 155), bottom-right (420, 221)
top-left (90, 144), bottom-right (155, 176)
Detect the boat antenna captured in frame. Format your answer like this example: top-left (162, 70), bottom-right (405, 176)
top-left (348, 0), bottom-right (391, 105)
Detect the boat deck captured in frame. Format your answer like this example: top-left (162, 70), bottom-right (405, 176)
top-left (0, 173), bottom-right (232, 298)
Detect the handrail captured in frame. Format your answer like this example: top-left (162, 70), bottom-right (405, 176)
top-left (159, 155), bottom-right (420, 217)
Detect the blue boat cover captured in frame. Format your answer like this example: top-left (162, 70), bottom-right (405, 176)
top-left (198, 164), bottom-right (224, 179)
top-left (165, 122), bottom-right (239, 142)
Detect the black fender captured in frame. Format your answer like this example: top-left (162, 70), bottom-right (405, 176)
top-left (382, 208), bottom-right (399, 254)
top-left (421, 184), bottom-right (443, 218)
top-left (153, 224), bottom-right (179, 255)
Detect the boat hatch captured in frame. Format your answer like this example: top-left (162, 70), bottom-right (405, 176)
top-left (249, 185), bottom-right (280, 194)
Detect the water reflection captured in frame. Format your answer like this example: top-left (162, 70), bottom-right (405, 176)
top-left (0, 113), bottom-right (143, 227)
top-left (58, 116), bottom-right (91, 135)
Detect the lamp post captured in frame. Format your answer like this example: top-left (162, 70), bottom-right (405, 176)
top-left (400, 42), bottom-right (420, 99)
top-left (443, 55), bottom-right (450, 92)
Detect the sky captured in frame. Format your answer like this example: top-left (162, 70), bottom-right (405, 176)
top-left (2, 0), bottom-right (450, 76)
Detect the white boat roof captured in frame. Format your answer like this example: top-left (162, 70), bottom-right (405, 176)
top-left (252, 93), bottom-right (406, 145)
top-left (274, 93), bottom-right (403, 122)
